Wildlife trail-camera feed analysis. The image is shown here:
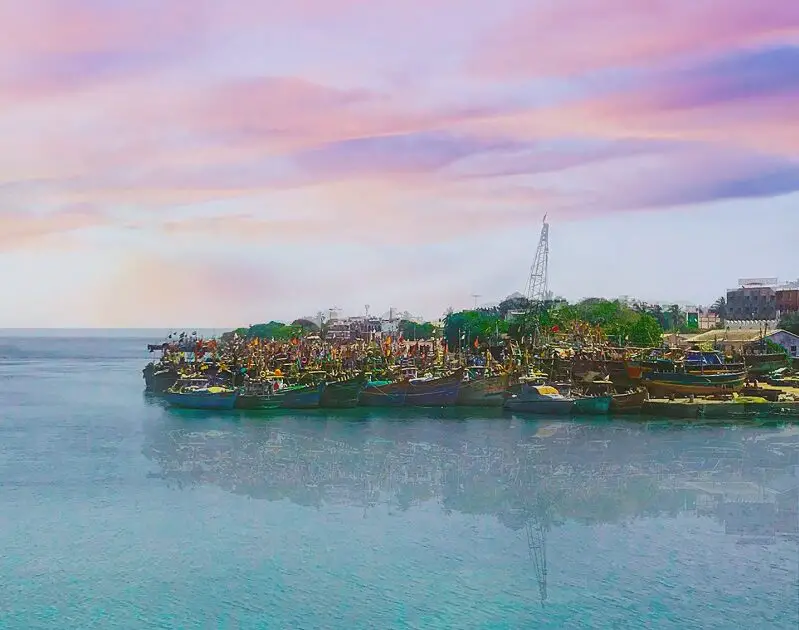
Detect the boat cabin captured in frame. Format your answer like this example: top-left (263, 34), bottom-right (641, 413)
top-left (684, 350), bottom-right (726, 367)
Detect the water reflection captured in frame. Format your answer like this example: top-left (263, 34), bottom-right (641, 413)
top-left (142, 408), bottom-right (799, 605)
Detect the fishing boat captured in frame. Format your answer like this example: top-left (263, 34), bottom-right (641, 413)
top-left (572, 395), bottom-right (612, 415)
top-left (236, 377), bottom-right (287, 410)
top-left (744, 353), bottom-right (789, 376)
top-left (456, 368), bottom-right (510, 407)
top-left (642, 371), bottom-right (746, 397)
top-left (683, 350), bottom-right (744, 374)
top-left (142, 362), bottom-right (178, 393)
top-left (280, 382), bottom-right (326, 409)
top-left (504, 383), bottom-right (575, 415)
top-left (320, 373), bottom-right (367, 408)
top-left (164, 378), bottom-right (239, 410)
top-left (609, 389), bottom-right (649, 414)
top-left (359, 373), bottom-right (409, 407)
top-left (405, 367), bottom-right (464, 407)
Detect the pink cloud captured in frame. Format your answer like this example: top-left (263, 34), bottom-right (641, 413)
top-left (470, 0), bottom-right (799, 78)
top-left (0, 204), bottom-right (106, 251)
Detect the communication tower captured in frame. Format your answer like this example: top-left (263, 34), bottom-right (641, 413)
top-left (525, 215), bottom-right (550, 304)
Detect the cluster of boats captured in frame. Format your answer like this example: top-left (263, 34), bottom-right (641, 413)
top-left (143, 339), bottom-right (799, 417)
top-left (150, 365), bottom-right (644, 415)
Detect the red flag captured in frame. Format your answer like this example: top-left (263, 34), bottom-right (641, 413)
top-left (473, 337), bottom-right (479, 349)
top-left (552, 325), bottom-right (560, 333)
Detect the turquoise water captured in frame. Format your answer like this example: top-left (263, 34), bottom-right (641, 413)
top-left (1, 335), bottom-right (797, 629)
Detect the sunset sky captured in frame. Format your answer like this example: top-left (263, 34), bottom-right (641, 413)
top-left (2, 0), bottom-right (798, 327)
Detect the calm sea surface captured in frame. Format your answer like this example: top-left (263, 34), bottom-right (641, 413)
top-left (1, 335), bottom-right (797, 629)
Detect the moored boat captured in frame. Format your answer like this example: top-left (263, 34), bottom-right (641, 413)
top-left (164, 379), bottom-right (239, 410)
top-left (236, 377), bottom-right (287, 410)
top-left (280, 382), bottom-right (326, 409)
top-left (504, 383), bottom-right (575, 415)
top-left (642, 371), bottom-right (746, 397)
top-left (320, 373), bottom-right (367, 408)
top-left (405, 368), bottom-right (464, 407)
top-left (573, 395), bottom-right (612, 415)
top-left (456, 369), bottom-right (510, 407)
top-left (143, 363), bottom-right (179, 393)
top-left (359, 378), bottom-right (409, 407)
top-left (609, 389), bottom-right (648, 414)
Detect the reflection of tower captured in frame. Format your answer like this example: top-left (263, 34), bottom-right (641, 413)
top-left (525, 215), bottom-right (550, 303)
top-left (526, 515), bottom-right (547, 607)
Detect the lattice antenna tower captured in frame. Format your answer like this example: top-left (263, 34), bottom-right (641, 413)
top-left (525, 215), bottom-right (550, 304)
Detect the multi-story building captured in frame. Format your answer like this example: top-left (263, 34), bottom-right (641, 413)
top-left (726, 278), bottom-right (778, 320)
top-left (776, 288), bottom-right (799, 316)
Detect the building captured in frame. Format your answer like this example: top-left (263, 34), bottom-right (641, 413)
top-left (325, 316), bottom-right (382, 342)
top-left (776, 288), bottom-right (799, 316)
top-left (726, 278), bottom-right (778, 320)
top-left (765, 329), bottom-right (799, 358)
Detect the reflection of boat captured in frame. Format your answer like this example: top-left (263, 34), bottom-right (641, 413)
top-left (320, 374), bottom-right (366, 408)
top-left (405, 368), bottom-right (464, 407)
top-left (456, 368), bottom-right (509, 407)
top-left (572, 395), bottom-right (612, 415)
top-left (643, 371), bottom-right (746, 397)
top-left (609, 389), bottom-right (648, 413)
top-left (164, 379), bottom-right (239, 410)
top-left (504, 384), bottom-right (575, 415)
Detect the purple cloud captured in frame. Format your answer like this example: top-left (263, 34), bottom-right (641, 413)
top-left (292, 131), bottom-right (525, 178)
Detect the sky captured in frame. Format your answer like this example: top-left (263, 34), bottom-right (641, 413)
top-left (1, 0), bottom-right (798, 328)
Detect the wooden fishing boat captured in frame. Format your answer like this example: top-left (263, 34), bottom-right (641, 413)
top-left (609, 389), bottom-right (648, 413)
top-left (359, 379), bottom-right (409, 407)
top-left (236, 378), bottom-right (286, 410)
top-left (142, 363), bottom-right (179, 393)
top-left (683, 351), bottom-right (744, 374)
top-left (642, 371), bottom-right (746, 397)
top-left (504, 383), bottom-right (574, 415)
top-left (280, 382), bottom-right (326, 409)
top-left (456, 369), bottom-right (510, 407)
top-left (320, 373), bottom-right (367, 408)
top-left (405, 368), bottom-right (464, 407)
top-left (164, 379), bottom-right (239, 410)
top-left (744, 353), bottom-right (789, 376)
top-left (573, 395), bottom-right (612, 415)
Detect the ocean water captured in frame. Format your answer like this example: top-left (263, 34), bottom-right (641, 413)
top-left (1, 335), bottom-right (797, 629)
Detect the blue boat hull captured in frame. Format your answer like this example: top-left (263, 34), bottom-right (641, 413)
top-left (280, 383), bottom-right (325, 409)
top-left (405, 373), bottom-right (462, 407)
top-left (164, 391), bottom-right (239, 410)
top-left (359, 382), bottom-right (408, 407)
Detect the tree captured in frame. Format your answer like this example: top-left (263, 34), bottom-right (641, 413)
top-left (709, 296), bottom-right (727, 320)
top-left (778, 312), bottom-right (799, 335)
top-left (628, 314), bottom-right (663, 347)
top-left (399, 320), bottom-right (435, 340)
top-left (443, 310), bottom-right (509, 348)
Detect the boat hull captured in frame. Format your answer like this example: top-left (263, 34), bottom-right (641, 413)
top-left (456, 374), bottom-right (509, 407)
top-left (405, 369), bottom-right (463, 407)
top-left (280, 383), bottom-right (325, 409)
top-left (610, 389), bottom-right (648, 413)
top-left (643, 371), bottom-right (746, 397)
top-left (573, 395), bottom-right (612, 415)
top-left (359, 381), bottom-right (408, 407)
top-left (320, 376), bottom-right (366, 408)
top-left (236, 392), bottom-right (285, 410)
top-left (164, 391), bottom-right (239, 410)
top-left (143, 365), bottom-right (178, 393)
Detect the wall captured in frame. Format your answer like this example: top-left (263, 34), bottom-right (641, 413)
top-left (767, 330), bottom-right (799, 358)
